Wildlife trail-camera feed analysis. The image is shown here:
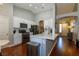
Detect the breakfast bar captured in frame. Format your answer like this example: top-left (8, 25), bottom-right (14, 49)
top-left (30, 33), bottom-right (58, 56)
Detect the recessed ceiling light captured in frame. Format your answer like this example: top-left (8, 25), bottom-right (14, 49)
top-left (29, 4), bottom-right (32, 7)
top-left (42, 3), bottom-right (45, 6)
top-left (41, 3), bottom-right (45, 9)
top-left (35, 6), bottom-right (38, 9)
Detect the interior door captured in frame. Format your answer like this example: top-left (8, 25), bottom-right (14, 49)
top-left (0, 15), bottom-right (9, 40)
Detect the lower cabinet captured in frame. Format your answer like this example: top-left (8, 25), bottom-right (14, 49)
top-left (30, 37), bottom-right (54, 56)
top-left (27, 42), bottom-right (40, 56)
top-left (30, 37), bottom-right (46, 56)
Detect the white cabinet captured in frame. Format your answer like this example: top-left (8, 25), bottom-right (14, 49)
top-left (30, 36), bottom-right (54, 56)
top-left (13, 16), bottom-right (37, 28)
top-left (13, 17), bottom-right (20, 28)
top-left (13, 17), bottom-right (25, 28)
top-left (30, 37), bottom-right (46, 56)
top-left (14, 32), bottom-right (22, 45)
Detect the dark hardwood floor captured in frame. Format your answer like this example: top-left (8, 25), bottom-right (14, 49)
top-left (1, 43), bottom-right (27, 56)
top-left (1, 36), bottom-right (79, 56)
top-left (50, 36), bottom-right (79, 56)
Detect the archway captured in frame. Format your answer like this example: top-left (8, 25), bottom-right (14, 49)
top-left (55, 16), bottom-right (78, 44)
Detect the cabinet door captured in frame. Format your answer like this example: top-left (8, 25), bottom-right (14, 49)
top-left (14, 33), bottom-right (22, 44)
top-left (13, 17), bottom-right (20, 28)
top-left (42, 39), bottom-right (46, 56)
top-left (30, 37), bottom-right (46, 56)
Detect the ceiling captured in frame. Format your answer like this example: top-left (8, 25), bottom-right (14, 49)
top-left (14, 3), bottom-right (76, 15)
top-left (56, 3), bottom-right (76, 15)
top-left (14, 3), bottom-right (53, 14)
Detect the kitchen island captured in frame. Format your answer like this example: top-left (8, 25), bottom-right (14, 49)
top-left (30, 33), bottom-right (58, 56)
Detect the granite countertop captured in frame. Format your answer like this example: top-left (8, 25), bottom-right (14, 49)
top-left (0, 40), bottom-right (9, 52)
top-left (0, 40), bottom-right (9, 46)
top-left (30, 33), bottom-right (58, 40)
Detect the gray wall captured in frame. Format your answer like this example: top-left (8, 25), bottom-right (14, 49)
top-left (0, 4), bottom-right (13, 44)
top-left (13, 6), bottom-right (35, 21)
top-left (35, 9), bottom-right (54, 25)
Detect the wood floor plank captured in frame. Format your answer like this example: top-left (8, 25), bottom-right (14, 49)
top-left (50, 36), bottom-right (79, 56)
top-left (1, 43), bottom-right (27, 56)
